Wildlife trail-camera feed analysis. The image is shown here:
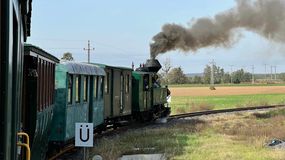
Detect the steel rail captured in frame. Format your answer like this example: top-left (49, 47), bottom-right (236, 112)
top-left (48, 144), bottom-right (75, 160)
top-left (169, 105), bottom-right (285, 119)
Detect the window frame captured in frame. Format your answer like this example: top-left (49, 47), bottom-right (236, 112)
top-left (105, 72), bottom-right (110, 94)
top-left (75, 75), bottom-right (81, 103)
top-left (143, 74), bottom-right (149, 91)
top-left (93, 76), bottom-right (98, 99)
top-left (100, 76), bottom-right (104, 98)
top-left (67, 74), bottom-right (73, 104)
top-left (83, 76), bottom-right (88, 102)
top-left (125, 74), bottom-right (129, 94)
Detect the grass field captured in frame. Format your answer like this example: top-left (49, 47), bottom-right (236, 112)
top-left (169, 85), bottom-right (285, 114)
top-left (91, 109), bottom-right (285, 160)
top-left (171, 94), bottom-right (285, 114)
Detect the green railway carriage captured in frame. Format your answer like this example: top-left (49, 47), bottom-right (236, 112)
top-left (92, 64), bottom-right (133, 120)
top-left (22, 44), bottom-right (59, 160)
top-left (50, 62), bottom-right (105, 143)
top-left (0, 0), bottom-right (32, 160)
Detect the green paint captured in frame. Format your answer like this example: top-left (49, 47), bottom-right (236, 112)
top-left (31, 107), bottom-right (54, 160)
top-left (50, 63), bottom-right (105, 142)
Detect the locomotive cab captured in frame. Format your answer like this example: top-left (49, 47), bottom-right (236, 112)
top-left (132, 58), bottom-right (170, 121)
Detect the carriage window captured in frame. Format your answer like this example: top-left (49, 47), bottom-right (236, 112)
top-left (93, 76), bottom-right (97, 99)
top-left (143, 75), bottom-right (149, 91)
top-left (68, 74), bottom-right (73, 104)
top-left (83, 76), bottom-right (88, 102)
top-left (105, 72), bottom-right (110, 94)
top-left (75, 75), bottom-right (81, 103)
top-left (100, 76), bottom-right (104, 98)
top-left (125, 74), bottom-right (129, 93)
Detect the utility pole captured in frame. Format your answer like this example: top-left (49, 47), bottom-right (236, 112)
top-left (264, 64), bottom-right (267, 80)
top-left (270, 65), bottom-right (273, 80)
top-left (229, 65), bottom-right (234, 84)
top-left (83, 40), bottom-right (95, 63)
top-left (274, 66), bottom-right (277, 80)
top-left (251, 65), bottom-right (255, 84)
top-left (210, 60), bottom-right (216, 90)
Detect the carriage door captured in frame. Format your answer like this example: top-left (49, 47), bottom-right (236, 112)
top-left (104, 70), bottom-right (112, 118)
top-left (120, 73), bottom-right (125, 113)
top-left (88, 76), bottom-right (94, 122)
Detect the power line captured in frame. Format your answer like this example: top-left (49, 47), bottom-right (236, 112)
top-left (43, 48), bottom-right (82, 50)
top-left (29, 37), bottom-right (137, 54)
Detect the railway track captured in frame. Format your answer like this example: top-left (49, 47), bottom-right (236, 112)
top-left (48, 121), bottom-right (152, 160)
top-left (48, 144), bottom-right (75, 160)
top-left (49, 104), bottom-right (285, 159)
top-left (169, 104), bottom-right (285, 119)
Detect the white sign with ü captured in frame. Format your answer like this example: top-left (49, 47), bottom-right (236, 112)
top-left (75, 123), bottom-right (93, 147)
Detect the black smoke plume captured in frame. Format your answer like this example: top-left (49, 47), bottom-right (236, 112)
top-left (150, 0), bottom-right (285, 58)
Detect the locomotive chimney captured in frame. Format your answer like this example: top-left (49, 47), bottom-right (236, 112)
top-left (144, 56), bottom-right (162, 73)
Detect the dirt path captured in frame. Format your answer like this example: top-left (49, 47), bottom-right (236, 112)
top-left (170, 86), bottom-right (285, 97)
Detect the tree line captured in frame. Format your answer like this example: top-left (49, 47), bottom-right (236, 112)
top-left (159, 59), bottom-right (253, 85)
top-left (61, 53), bottom-right (285, 84)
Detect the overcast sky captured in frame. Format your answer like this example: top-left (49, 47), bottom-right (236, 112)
top-left (27, 0), bottom-right (285, 74)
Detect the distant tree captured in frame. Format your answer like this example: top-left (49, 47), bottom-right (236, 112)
top-left (232, 69), bottom-right (252, 83)
top-left (168, 67), bottom-right (188, 84)
top-left (203, 65), bottom-right (211, 84)
top-left (279, 73), bottom-right (285, 81)
top-left (203, 64), bottom-right (225, 84)
top-left (222, 73), bottom-right (231, 83)
top-left (61, 52), bottom-right (74, 61)
top-left (159, 58), bottom-right (172, 84)
top-left (232, 69), bottom-right (243, 84)
top-left (193, 76), bottom-right (203, 84)
top-left (216, 67), bottom-right (225, 84)
top-left (243, 72), bottom-right (252, 82)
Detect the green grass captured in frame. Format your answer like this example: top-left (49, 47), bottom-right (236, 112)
top-left (175, 131), bottom-right (282, 160)
top-left (90, 109), bottom-right (285, 160)
top-left (168, 83), bottom-right (285, 88)
top-left (171, 94), bottom-right (285, 115)
top-left (90, 119), bottom-right (206, 159)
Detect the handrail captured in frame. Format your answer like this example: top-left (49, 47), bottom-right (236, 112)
top-left (17, 132), bottom-right (31, 160)
top-left (17, 143), bottom-right (31, 160)
top-left (17, 132), bottom-right (30, 146)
